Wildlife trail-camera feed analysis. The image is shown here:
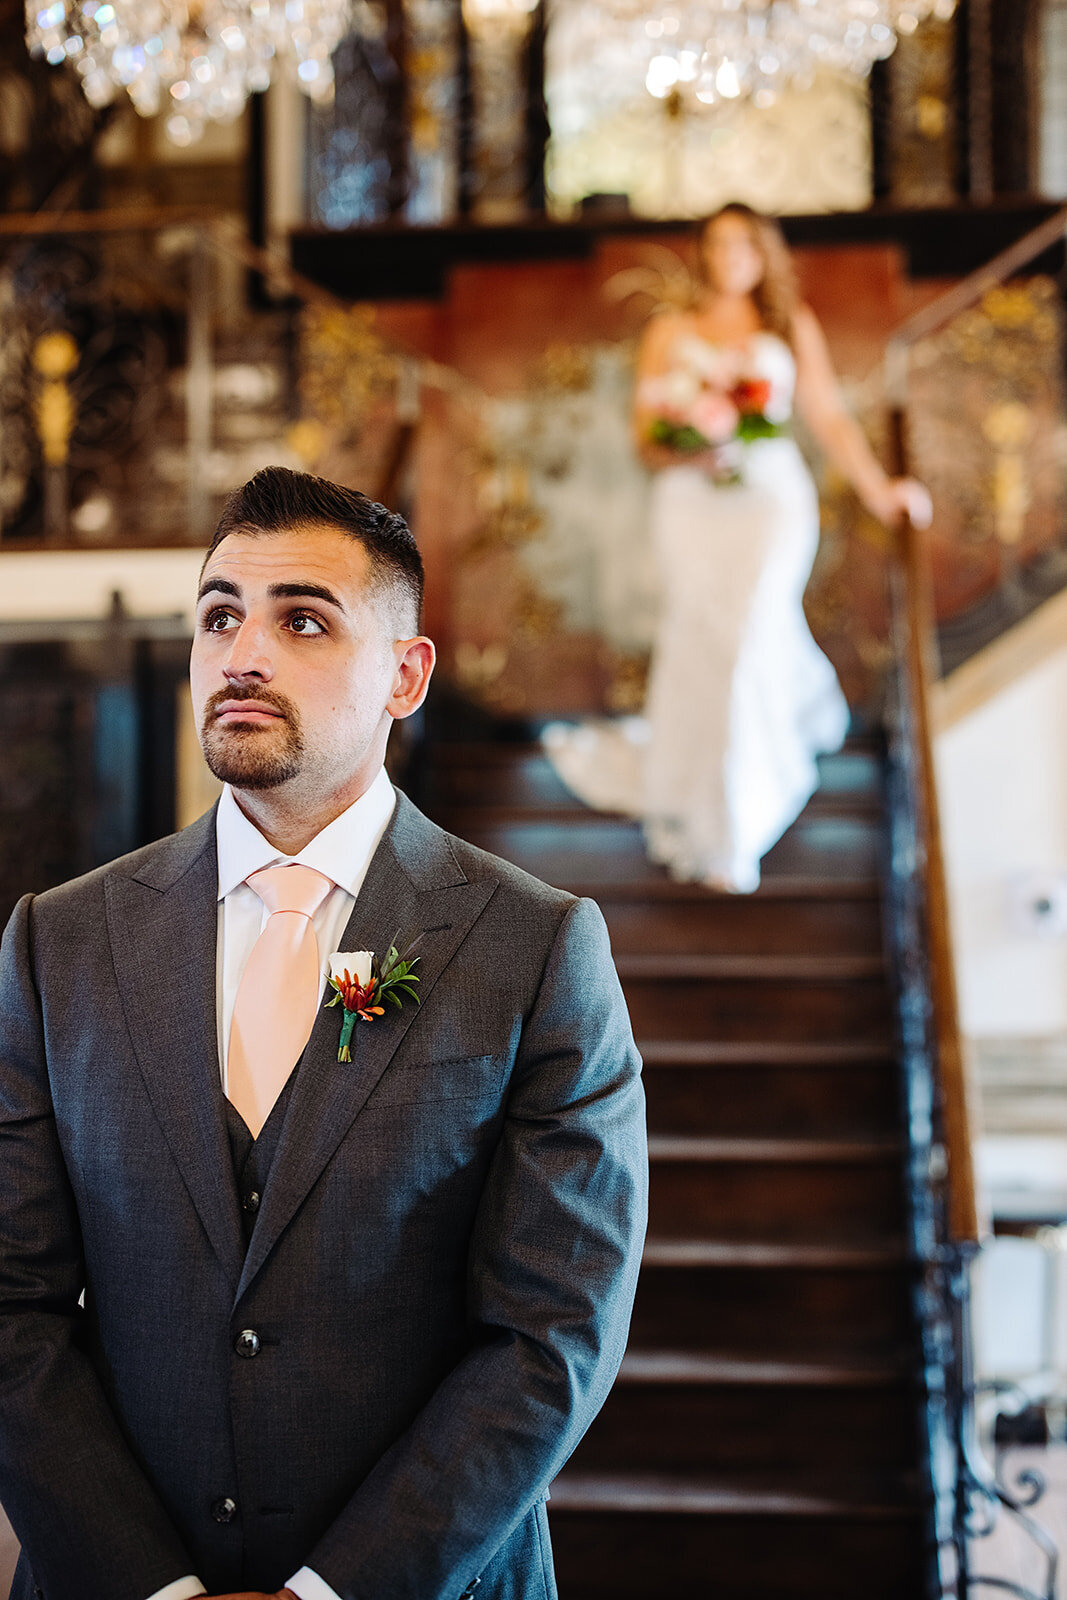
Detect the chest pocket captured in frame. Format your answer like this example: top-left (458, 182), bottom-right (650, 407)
top-left (367, 1052), bottom-right (505, 1107)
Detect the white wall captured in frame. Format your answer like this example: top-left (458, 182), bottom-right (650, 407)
top-left (936, 641), bottom-right (1067, 1036)
top-left (0, 548), bottom-right (206, 625)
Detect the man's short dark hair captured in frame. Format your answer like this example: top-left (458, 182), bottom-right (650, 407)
top-left (207, 467), bottom-right (424, 632)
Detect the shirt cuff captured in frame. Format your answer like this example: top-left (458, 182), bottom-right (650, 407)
top-left (144, 1581), bottom-right (207, 1600)
top-left (286, 1567), bottom-right (344, 1600)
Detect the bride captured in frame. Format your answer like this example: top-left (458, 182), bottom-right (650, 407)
top-left (544, 203), bottom-right (932, 893)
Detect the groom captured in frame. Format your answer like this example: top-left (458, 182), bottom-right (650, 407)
top-left (0, 468), bottom-right (647, 1600)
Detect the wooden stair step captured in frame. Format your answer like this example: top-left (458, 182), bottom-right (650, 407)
top-left (569, 873), bottom-right (881, 899)
top-left (647, 1153), bottom-right (905, 1240)
top-left (432, 791), bottom-right (881, 826)
top-left (548, 1526), bottom-right (926, 1599)
top-left (638, 1040), bottom-right (895, 1065)
top-left (599, 890), bottom-right (885, 958)
top-left (642, 1054), bottom-right (901, 1141)
top-left (546, 1471), bottom-right (927, 1600)
top-left (647, 1136), bottom-right (901, 1162)
top-left (454, 814), bottom-right (883, 887)
top-left (615, 1350), bottom-right (909, 1385)
top-left (621, 972), bottom-right (893, 1045)
top-left (630, 1248), bottom-right (914, 1359)
top-left (548, 1468), bottom-right (921, 1517)
top-left (424, 742), bottom-right (883, 809)
top-left (617, 953), bottom-right (886, 980)
top-left (642, 1239), bottom-right (907, 1268)
top-left (572, 1373), bottom-right (919, 1470)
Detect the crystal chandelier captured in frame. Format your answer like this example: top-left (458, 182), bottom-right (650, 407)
top-left (548, 0), bottom-right (957, 123)
top-left (25, 0), bottom-right (362, 144)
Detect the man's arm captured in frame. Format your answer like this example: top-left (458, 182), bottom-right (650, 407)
top-left (0, 896), bottom-right (200, 1600)
top-left (304, 895), bottom-right (648, 1600)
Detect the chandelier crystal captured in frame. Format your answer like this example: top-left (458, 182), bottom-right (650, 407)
top-left (25, 0), bottom-right (365, 144)
top-left (548, 0), bottom-right (957, 126)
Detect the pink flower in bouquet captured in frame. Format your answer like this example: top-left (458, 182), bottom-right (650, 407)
top-left (638, 371), bottom-right (700, 418)
top-left (690, 389), bottom-right (740, 445)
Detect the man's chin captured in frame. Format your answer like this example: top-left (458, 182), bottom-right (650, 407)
top-left (201, 730), bottom-right (302, 791)
top-left (211, 765), bottom-right (298, 791)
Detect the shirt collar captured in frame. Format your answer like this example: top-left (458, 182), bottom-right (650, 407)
top-left (216, 765), bottom-right (397, 902)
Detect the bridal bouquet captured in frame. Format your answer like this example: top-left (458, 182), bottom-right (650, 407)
top-left (639, 346), bottom-right (788, 484)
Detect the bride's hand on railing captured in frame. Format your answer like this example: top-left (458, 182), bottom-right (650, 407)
top-left (868, 476), bottom-right (934, 529)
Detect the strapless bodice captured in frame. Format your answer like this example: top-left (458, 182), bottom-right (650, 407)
top-left (669, 330), bottom-right (796, 424)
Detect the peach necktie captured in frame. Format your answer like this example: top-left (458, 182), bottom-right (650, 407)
top-left (227, 864), bottom-right (334, 1138)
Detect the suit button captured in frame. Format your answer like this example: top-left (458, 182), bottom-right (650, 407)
top-left (244, 1190), bottom-right (260, 1213)
top-left (211, 1496), bottom-right (237, 1523)
top-left (235, 1328), bottom-right (261, 1358)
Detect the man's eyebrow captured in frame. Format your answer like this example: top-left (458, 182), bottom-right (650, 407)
top-left (195, 577), bottom-right (346, 610)
top-left (197, 576), bottom-right (239, 604)
top-left (267, 581), bottom-right (346, 610)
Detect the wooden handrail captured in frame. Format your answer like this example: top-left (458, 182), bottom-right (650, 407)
top-left (878, 205), bottom-right (1066, 1246)
top-left (888, 409), bottom-right (981, 1246)
top-left (884, 204), bottom-right (1067, 400)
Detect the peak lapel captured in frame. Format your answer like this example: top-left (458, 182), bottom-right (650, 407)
top-left (106, 808), bottom-right (245, 1290)
top-left (236, 796), bottom-right (498, 1304)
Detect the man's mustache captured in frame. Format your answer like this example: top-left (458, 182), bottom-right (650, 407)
top-left (204, 686), bottom-right (298, 722)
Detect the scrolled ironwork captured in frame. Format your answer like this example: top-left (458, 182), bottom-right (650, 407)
top-left (884, 481), bottom-right (1060, 1600)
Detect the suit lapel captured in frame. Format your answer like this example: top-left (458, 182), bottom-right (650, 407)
top-left (235, 795), bottom-right (498, 1304)
top-left (106, 808), bottom-right (245, 1290)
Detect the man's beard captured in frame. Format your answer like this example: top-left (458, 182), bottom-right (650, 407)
top-left (199, 687), bottom-right (305, 790)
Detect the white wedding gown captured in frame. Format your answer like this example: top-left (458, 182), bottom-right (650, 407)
top-left (543, 331), bottom-right (850, 893)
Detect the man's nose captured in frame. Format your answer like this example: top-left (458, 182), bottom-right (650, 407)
top-left (222, 619), bottom-right (274, 681)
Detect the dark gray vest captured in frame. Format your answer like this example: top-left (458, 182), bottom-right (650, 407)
top-left (225, 1072), bottom-right (298, 1245)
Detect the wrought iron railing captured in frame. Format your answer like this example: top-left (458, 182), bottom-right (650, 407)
top-left (0, 208), bottom-right (453, 550)
top-left (882, 204), bottom-right (1067, 1598)
top-left (884, 203), bottom-right (1067, 677)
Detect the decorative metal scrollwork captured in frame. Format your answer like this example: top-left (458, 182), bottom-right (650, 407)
top-left (0, 236), bottom-right (170, 543)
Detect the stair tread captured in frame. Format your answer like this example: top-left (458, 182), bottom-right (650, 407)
top-left (646, 1136), bottom-right (902, 1163)
top-left (547, 1468), bottom-right (922, 1517)
top-left (428, 737), bottom-right (883, 764)
top-left (615, 1351), bottom-right (910, 1386)
top-left (433, 791), bottom-right (882, 826)
top-left (643, 1238), bottom-right (908, 1268)
top-left (618, 954), bottom-right (886, 981)
top-left (458, 817), bottom-right (882, 888)
top-left (572, 875), bottom-right (882, 899)
top-left (639, 1040), bottom-right (896, 1066)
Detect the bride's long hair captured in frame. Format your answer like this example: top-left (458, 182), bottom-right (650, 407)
top-left (694, 203), bottom-right (800, 347)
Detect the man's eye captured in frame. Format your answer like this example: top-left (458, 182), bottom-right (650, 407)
top-left (204, 608), bottom-right (237, 632)
top-left (289, 612), bottom-right (325, 636)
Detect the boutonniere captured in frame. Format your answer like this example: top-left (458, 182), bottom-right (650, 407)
top-left (325, 938), bottom-right (421, 1062)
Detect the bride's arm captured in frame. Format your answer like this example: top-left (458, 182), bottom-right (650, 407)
top-left (792, 304), bottom-right (932, 527)
top-left (631, 312), bottom-right (699, 471)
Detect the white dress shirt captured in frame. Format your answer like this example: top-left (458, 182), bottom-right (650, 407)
top-left (146, 767), bottom-right (396, 1600)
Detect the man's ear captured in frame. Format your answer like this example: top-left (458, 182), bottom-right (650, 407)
top-left (387, 637), bottom-right (436, 721)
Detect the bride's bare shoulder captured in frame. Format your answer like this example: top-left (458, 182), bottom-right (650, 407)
top-left (638, 307), bottom-right (694, 365)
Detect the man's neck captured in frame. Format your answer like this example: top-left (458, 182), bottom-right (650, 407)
top-left (231, 771), bottom-right (381, 855)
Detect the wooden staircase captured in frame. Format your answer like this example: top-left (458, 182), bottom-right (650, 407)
top-left (420, 731), bottom-right (933, 1599)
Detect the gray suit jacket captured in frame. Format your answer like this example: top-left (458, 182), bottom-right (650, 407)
top-left (0, 790), bottom-right (647, 1600)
